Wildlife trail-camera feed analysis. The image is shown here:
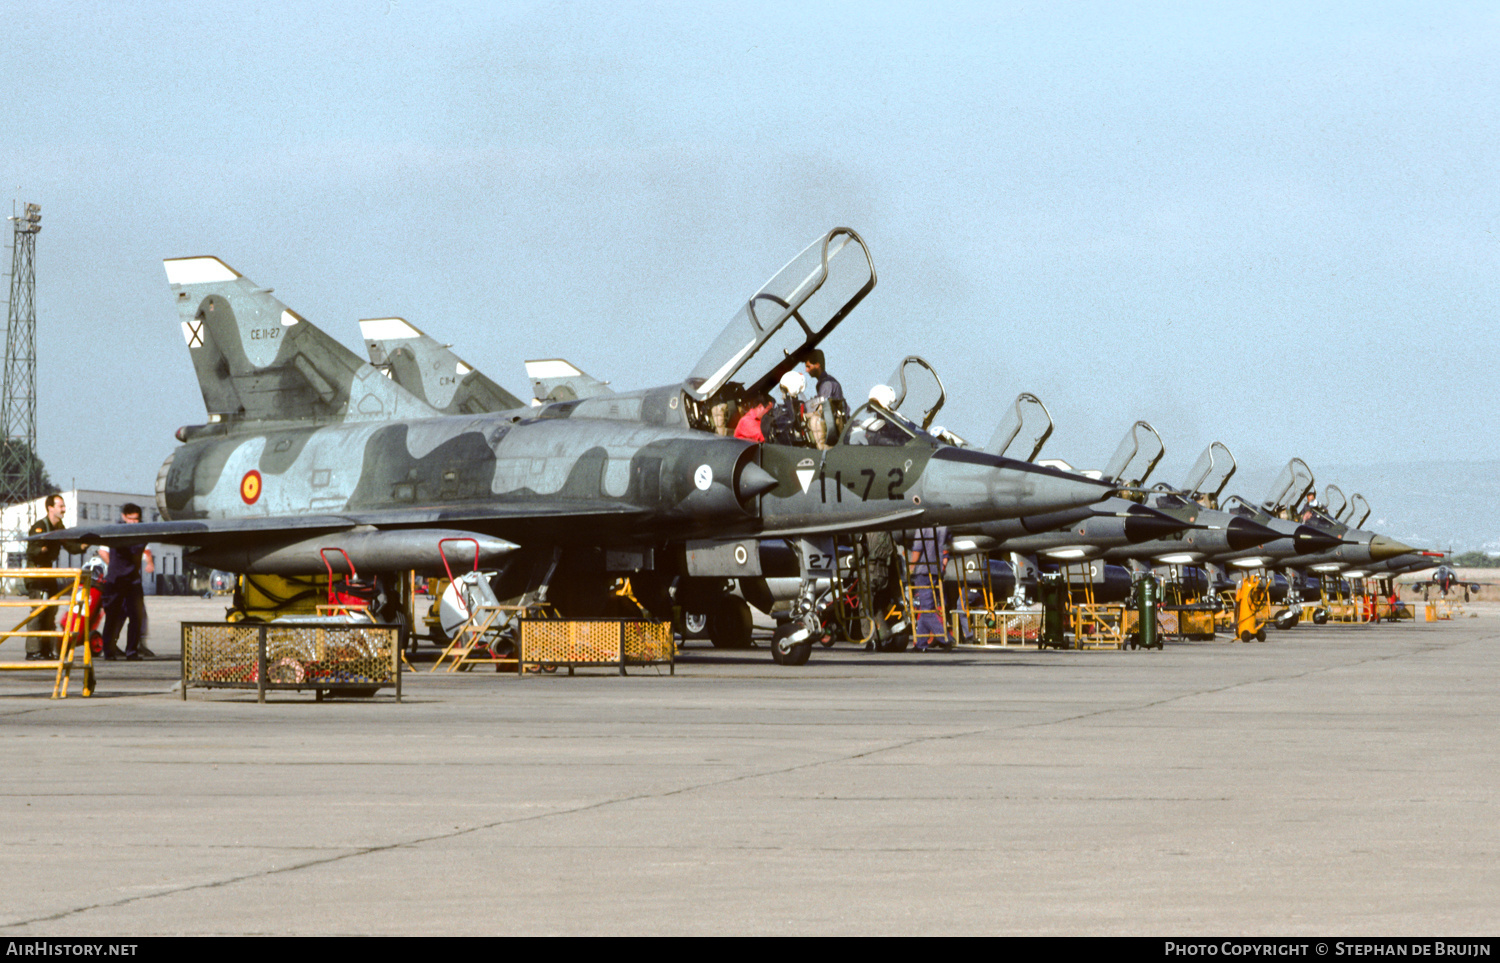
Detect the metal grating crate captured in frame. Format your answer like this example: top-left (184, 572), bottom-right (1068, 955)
top-left (182, 620), bottom-right (403, 702)
top-left (517, 618), bottom-right (674, 675)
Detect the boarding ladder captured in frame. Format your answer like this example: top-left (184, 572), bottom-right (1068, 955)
top-left (901, 528), bottom-right (950, 650)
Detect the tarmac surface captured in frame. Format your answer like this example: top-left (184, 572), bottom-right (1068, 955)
top-left (1, 597), bottom-right (1496, 935)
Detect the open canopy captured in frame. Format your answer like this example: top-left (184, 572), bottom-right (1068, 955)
top-left (684, 228), bottom-right (875, 403)
top-left (986, 393), bottom-right (1053, 461)
top-left (886, 355), bottom-right (946, 430)
top-left (1103, 421), bottom-right (1165, 487)
top-left (1179, 441), bottom-right (1236, 501)
top-left (1261, 458), bottom-right (1315, 514)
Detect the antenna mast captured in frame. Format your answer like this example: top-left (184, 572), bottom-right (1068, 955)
top-left (1, 202), bottom-right (41, 550)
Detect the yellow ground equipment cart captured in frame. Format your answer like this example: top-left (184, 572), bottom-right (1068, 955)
top-left (1234, 574), bottom-right (1271, 642)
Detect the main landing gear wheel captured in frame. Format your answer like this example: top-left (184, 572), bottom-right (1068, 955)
top-left (708, 595), bottom-right (753, 649)
top-left (771, 624), bottom-right (812, 666)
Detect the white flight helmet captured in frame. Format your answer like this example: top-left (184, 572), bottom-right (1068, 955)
top-left (779, 370), bottom-right (806, 396)
top-left (868, 384), bottom-right (896, 408)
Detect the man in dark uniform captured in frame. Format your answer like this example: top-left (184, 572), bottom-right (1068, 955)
top-left (803, 349), bottom-right (847, 447)
top-left (25, 494), bottom-right (68, 661)
top-left (97, 503), bottom-right (155, 661)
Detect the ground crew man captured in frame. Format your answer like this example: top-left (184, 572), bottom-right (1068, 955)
top-left (25, 493), bottom-right (70, 661)
top-left (96, 503), bottom-right (155, 661)
top-left (803, 349), bottom-right (846, 447)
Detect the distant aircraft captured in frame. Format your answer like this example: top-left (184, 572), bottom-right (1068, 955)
top-left (1410, 564), bottom-right (1492, 600)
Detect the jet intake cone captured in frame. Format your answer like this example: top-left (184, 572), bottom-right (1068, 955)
top-left (736, 462), bottom-right (780, 502)
top-left (1292, 525), bottom-right (1342, 554)
top-left (1225, 516), bottom-right (1281, 552)
top-left (1121, 505), bottom-right (1193, 543)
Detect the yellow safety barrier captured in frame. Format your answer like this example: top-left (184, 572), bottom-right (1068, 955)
top-left (1424, 600), bottom-right (1458, 622)
top-left (1155, 607), bottom-right (1216, 640)
top-left (0, 567), bottom-right (94, 698)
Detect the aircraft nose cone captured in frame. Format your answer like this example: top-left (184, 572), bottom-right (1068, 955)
top-left (1122, 505), bottom-right (1193, 543)
top-left (737, 462), bottom-right (779, 501)
top-left (1226, 516), bottom-right (1281, 552)
top-left (1368, 534), bottom-right (1417, 562)
top-left (926, 449), bottom-right (1115, 519)
top-left (1292, 524), bottom-right (1342, 553)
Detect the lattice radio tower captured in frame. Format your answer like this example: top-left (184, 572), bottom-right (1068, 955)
top-left (1, 202), bottom-right (41, 522)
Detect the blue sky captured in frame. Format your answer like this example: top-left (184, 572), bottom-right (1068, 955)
top-left (4, 2), bottom-right (1496, 530)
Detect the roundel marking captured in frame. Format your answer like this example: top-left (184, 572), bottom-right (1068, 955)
top-left (241, 469), bottom-right (263, 504)
top-left (733, 544), bottom-right (749, 566)
top-left (694, 464), bottom-right (713, 491)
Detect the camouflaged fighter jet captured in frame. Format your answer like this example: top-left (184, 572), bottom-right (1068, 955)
top-left (45, 227), bottom-right (1115, 664)
top-left (1095, 442), bottom-right (1290, 568)
top-left (1163, 447), bottom-right (1346, 576)
top-left (948, 417), bottom-right (1192, 563)
top-left (866, 362), bottom-right (1190, 562)
top-left (1233, 458), bottom-right (1416, 574)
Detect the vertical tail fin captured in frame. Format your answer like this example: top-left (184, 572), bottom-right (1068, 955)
top-left (165, 257), bottom-right (438, 428)
top-left (360, 317), bottom-right (525, 414)
top-left (524, 358), bottom-right (614, 403)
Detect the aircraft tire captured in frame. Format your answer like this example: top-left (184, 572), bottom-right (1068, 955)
top-left (875, 632), bottom-right (910, 653)
top-left (770, 622), bottom-right (814, 666)
top-left (1312, 608), bottom-right (1329, 625)
top-left (708, 595), bottom-right (753, 649)
top-left (771, 627), bottom-right (812, 666)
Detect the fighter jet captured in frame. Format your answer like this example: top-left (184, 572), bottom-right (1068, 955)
top-left (1406, 563), bottom-right (1491, 600)
top-left (948, 418), bottom-right (1193, 562)
top-left (45, 227), bottom-right (1114, 665)
top-left (1243, 459), bottom-right (1417, 573)
top-left (1096, 443), bottom-right (1285, 568)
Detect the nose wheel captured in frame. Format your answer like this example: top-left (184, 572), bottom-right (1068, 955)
top-left (770, 622), bottom-right (813, 666)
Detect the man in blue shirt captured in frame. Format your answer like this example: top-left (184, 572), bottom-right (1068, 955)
top-left (97, 503), bottom-right (156, 661)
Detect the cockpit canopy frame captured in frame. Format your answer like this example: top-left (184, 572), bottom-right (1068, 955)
top-left (684, 228), bottom-right (876, 406)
